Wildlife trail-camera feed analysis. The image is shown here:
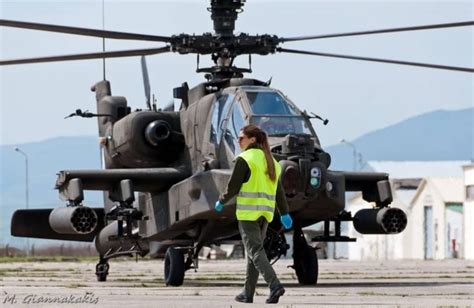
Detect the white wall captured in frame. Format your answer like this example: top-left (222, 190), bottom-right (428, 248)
top-left (463, 165), bottom-right (474, 260)
top-left (411, 182), bottom-right (448, 259)
top-left (410, 179), bottom-right (468, 260)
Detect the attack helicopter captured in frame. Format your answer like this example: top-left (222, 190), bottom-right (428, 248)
top-left (2, 0), bottom-right (473, 286)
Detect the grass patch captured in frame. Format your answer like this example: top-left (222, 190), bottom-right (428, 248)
top-left (186, 276), bottom-right (239, 281)
top-left (0, 267), bottom-right (26, 274)
top-left (116, 278), bottom-right (141, 282)
top-left (24, 268), bottom-right (73, 272)
top-left (67, 283), bottom-right (87, 288)
top-left (0, 256), bottom-right (98, 263)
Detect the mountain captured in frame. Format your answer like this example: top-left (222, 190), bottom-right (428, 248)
top-left (1, 108), bottom-right (472, 245)
top-left (325, 107), bottom-right (473, 170)
top-left (1, 136), bottom-right (103, 246)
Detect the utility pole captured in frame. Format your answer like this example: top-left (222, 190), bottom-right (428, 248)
top-left (341, 139), bottom-right (358, 171)
top-left (14, 147), bottom-right (29, 257)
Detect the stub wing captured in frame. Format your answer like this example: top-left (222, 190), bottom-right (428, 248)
top-left (341, 171), bottom-right (393, 206)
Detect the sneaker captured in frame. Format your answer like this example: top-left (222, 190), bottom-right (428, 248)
top-left (235, 293), bottom-right (253, 303)
top-left (265, 284), bottom-right (285, 304)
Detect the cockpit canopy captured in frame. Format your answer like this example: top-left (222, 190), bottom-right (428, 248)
top-left (210, 86), bottom-right (316, 155)
top-left (245, 90), bottom-right (312, 136)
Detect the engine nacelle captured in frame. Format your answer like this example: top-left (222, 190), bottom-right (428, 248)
top-left (104, 111), bottom-right (184, 168)
top-left (49, 206), bottom-right (98, 234)
top-left (353, 207), bottom-right (407, 234)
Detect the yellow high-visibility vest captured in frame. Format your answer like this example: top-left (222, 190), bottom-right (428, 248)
top-left (236, 148), bottom-right (281, 222)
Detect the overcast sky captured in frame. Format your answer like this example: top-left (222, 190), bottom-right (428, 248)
top-left (0, 0), bottom-right (472, 147)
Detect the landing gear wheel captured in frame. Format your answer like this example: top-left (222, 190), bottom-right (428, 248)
top-left (293, 244), bottom-right (318, 285)
top-left (292, 224), bottom-right (318, 285)
top-left (164, 246), bottom-right (185, 286)
top-left (96, 259), bottom-right (109, 282)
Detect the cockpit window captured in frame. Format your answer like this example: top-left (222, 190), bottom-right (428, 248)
top-left (223, 101), bottom-right (246, 154)
top-left (210, 94), bottom-right (234, 144)
top-left (251, 116), bottom-right (312, 136)
top-left (246, 91), bottom-right (299, 115)
top-left (245, 90), bottom-right (313, 136)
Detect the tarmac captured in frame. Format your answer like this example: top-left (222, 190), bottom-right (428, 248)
top-left (0, 258), bottom-right (473, 307)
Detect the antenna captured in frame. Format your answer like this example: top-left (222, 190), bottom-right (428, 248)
top-left (152, 94), bottom-right (157, 111)
top-left (101, 0), bottom-right (106, 80)
top-left (248, 54), bottom-right (252, 72)
top-left (141, 56), bottom-right (152, 110)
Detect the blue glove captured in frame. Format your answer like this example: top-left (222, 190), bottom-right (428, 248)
top-left (280, 214), bottom-right (293, 230)
top-left (214, 200), bottom-right (224, 213)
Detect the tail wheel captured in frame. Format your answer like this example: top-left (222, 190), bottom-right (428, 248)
top-left (164, 246), bottom-right (185, 286)
top-left (95, 259), bottom-right (109, 282)
top-left (293, 244), bottom-right (318, 285)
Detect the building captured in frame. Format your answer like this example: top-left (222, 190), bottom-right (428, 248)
top-left (463, 163), bottom-right (474, 260)
top-left (408, 177), bottom-right (464, 259)
top-left (337, 160), bottom-right (469, 260)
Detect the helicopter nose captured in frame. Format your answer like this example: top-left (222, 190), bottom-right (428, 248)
top-left (280, 160), bottom-right (328, 197)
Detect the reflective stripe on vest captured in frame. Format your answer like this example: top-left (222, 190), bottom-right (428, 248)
top-left (238, 192), bottom-right (276, 201)
top-left (236, 204), bottom-right (275, 213)
top-left (236, 148), bottom-right (281, 222)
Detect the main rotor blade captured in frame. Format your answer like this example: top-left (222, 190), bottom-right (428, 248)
top-left (277, 48), bottom-right (474, 73)
top-left (0, 19), bottom-right (172, 42)
top-left (0, 47), bottom-right (171, 66)
top-left (279, 21), bottom-right (474, 42)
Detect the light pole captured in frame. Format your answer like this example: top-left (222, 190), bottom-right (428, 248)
top-left (340, 139), bottom-right (357, 171)
top-left (14, 147), bottom-right (29, 256)
top-left (357, 152), bottom-right (365, 170)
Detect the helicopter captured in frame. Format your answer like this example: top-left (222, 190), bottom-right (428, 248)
top-left (2, 0), bottom-right (473, 286)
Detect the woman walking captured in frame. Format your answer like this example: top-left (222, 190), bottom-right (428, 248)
top-left (214, 124), bottom-right (293, 304)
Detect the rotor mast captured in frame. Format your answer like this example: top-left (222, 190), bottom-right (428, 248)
top-left (205, 0), bottom-right (247, 80)
top-left (210, 0), bottom-right (244, 37)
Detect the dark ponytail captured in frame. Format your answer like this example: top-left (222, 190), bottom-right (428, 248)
top-left (241, 125), bottom-right (276, 182)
